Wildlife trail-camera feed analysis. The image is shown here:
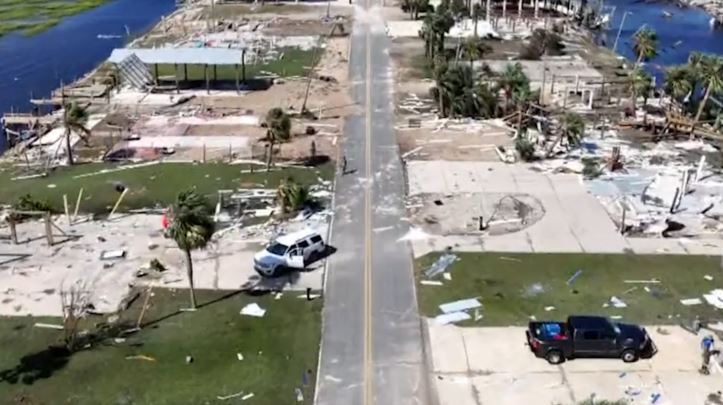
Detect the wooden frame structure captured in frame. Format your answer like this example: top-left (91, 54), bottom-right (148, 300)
top-left (5, 210), bottom-right (68, 246)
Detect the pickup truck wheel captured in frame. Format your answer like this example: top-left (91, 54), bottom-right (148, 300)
top-left (545, 350), bottom-right (564, 365)
top-left (621, 349), bottom-right (638, 363)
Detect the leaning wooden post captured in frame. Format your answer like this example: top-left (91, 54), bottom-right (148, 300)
top-left (205, 64), bottom-right (210, 94)
top-left (174, 63), bottom-right (180, 94)
top-left (73, 188), bottom-right (84, 221)
top-left (44, 212), bottom-right (54, 246)
top-left (241, 49), bottom-right (246, 83)
top-left (8, 215), bottom-right (18, 244)
top-left (63, 194), bottom-right (71, 225)
top-left (235, 63), bottom-right (240, 94)
top-left (109, 188), bottom-right (129, 220)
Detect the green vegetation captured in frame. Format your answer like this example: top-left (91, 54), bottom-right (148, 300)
top-left (417, 252), bottom-right (722, 326)
top-left (155, 47), bottom-right (321, 81)
top-left (0, 289), bottom-right (321, 404)
top-left (0, 0), bottom-right (107, 37)
top-left (0, 162), bottom-right (333, 214)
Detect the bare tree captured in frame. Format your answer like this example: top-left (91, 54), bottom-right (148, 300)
top-left (60, 281), bottom-right (92, 352)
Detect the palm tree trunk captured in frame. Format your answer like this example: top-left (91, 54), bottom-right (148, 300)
top-left (691, 84), bottom-right (712, 139)
top-left (64, 127), bottom-right (74, 165)
top-left (438, 92), bottom-right (445, 117)
top-left (266, 138), bottom-right (275, 172)
top-left (474, 17), bottom-right (478, 37)
top-left (184, 249), bottom-right (197, 309)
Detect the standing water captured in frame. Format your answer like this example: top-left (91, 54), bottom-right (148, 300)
top-left (601, 0), bottom-right (723, 81)
top-left (0, 0), bottom-right (176, 152)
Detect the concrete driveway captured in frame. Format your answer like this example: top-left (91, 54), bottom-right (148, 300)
top-left (427, 324), bottom-right (723, 405)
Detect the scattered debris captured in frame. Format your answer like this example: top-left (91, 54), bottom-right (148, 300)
top-left (421, 280), bottom-right (443, 286)
top-left (435, 311), bottom-right (472, 325)
top-left (624, 279), bottom-right (660, 284)
top-left (237, 353), bottom-right (244, 361)
top-left (680, 298), bottom-right (703, 306)
top-left (33, 322), bottom-right (64, 330)
top-left (439, 298), bottom-right (481, 314)
top-left (186, 355), bottom-right (193, 364)
top-left (523, 283), bottom-right (545, 297)
top-left (100, 250), bottom-right (126, 260)
top-left (125, 355), bottom-right (156, 362)
top-left (544, 306), bottom-right (556, 312)
top-left (217, 391), bottom-right (245, 401)
top-left (474, 308), bottom-right (483, 321)
top-left (241, 393), bottom-right (254, 401)
top-left (705, 275), bottom-right (715, 281)
top-left (566, 269), bottom-right (583, 286)
top-left (240, 303), bottom-right (266, 317)
top-left (425, 253), bottom-right (458, 278)
top-left (442, 272), bottom-right (452, 281)
top-left (295, 387), bottom-right (304, 402)
top-left (499, 256), bottom-right (522, 262)
top-left (704, 290), bottom-right (723, 309)
top-left (609, 296), bottom-right (627, 308)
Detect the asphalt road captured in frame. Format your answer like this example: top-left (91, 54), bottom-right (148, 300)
top-left (315, 3), bottom-right (429, 405)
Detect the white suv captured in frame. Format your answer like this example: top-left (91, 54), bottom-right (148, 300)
top-left (253, 229), bottom-right (325, 277)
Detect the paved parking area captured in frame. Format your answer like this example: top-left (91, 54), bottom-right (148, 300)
top-left (427, 324), bottom-right (723, 404)
top-left (406, 161), bottom-right (723, 257)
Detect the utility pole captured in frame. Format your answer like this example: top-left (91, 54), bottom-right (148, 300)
top-left (612, 11), bottom-right (630, 53)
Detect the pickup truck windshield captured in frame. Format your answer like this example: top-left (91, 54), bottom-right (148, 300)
top-left (266, 243), bottom-right (288, 255)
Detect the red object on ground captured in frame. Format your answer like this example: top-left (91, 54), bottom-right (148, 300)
top-left (161, 214), bottom-right (169, 229)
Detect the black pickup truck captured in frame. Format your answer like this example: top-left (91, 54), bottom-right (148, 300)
top-left (526, 315), bottom-right (657, 364)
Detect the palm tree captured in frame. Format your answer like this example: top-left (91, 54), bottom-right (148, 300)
top-left (663, 66), bottom-right (693, 112)
top-left (632, 27), bottom-right (658, 65)
top-left (62, 103), bottom-right (91, 166)
top-left (463, 37), bottom-right (492, 71)
top-left (628, 67), bottom-right (652, 112)
top-left (420, 15), bottom-right (436, 60)
top-left (546, 112), bottom-right (584, 156)
top-left (277, 177), bottom-right (312, 213)
top-left (475, 83), bottom-right (499, 118)
top-left (497, 63), bottom-right (530, 114)
top-left (690, 54), bottom-right (723, 137)
top-left (472, 3), bottom-right (485, 37)
top-left (431, 8), bottom-right (455, 54)
top-left (168, 189), bottom-right (215, 309)
top-left (265, 107), bottom-right (292, 171)
top-left (433, 58), bottom-right (450, 116)
top-left (563, 112), bottom-right (585, 147)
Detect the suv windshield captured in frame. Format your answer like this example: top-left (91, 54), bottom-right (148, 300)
top-left (266, 243), bottom-right (288, 256)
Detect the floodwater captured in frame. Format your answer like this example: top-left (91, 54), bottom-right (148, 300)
top-left (601, 0), bottom-right (723, 81)
top-left (0, 0), bottom-right (175, 151)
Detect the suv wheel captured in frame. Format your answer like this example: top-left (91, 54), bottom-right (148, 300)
top-left (621, 349), bottom-right (638, 363)
top-left (546, 350), bottom-right (564, 365)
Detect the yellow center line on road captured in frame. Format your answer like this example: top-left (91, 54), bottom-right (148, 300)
top-left (363, 1), bottom-right (374, 404)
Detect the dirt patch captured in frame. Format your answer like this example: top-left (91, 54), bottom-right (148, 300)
top-left (407, 192), bottom-right (545, 235)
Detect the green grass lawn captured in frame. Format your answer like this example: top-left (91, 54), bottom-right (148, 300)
top-left (0, 289), bottom-right (321, 404)
top-left (155, 47), bottom-right (321, 81)
top-left (0, 162), bottom-right (333, 214)
top-left (417, 252), bottom-right (723, 326)
top-left (0, 0), bottom-right (107, 37)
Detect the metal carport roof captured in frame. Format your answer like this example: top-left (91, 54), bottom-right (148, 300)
top-left (108, 47), bottom-right (245, 65)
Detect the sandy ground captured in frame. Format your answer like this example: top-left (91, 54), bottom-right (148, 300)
top-left (427, 324), bottom-right (723, 405)
top-left (397, 120), bottom-right (516, 161)
top-left (0, 212), bottom-right (328, 317)
top-left (404, 160), bottom-right (723, 256)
